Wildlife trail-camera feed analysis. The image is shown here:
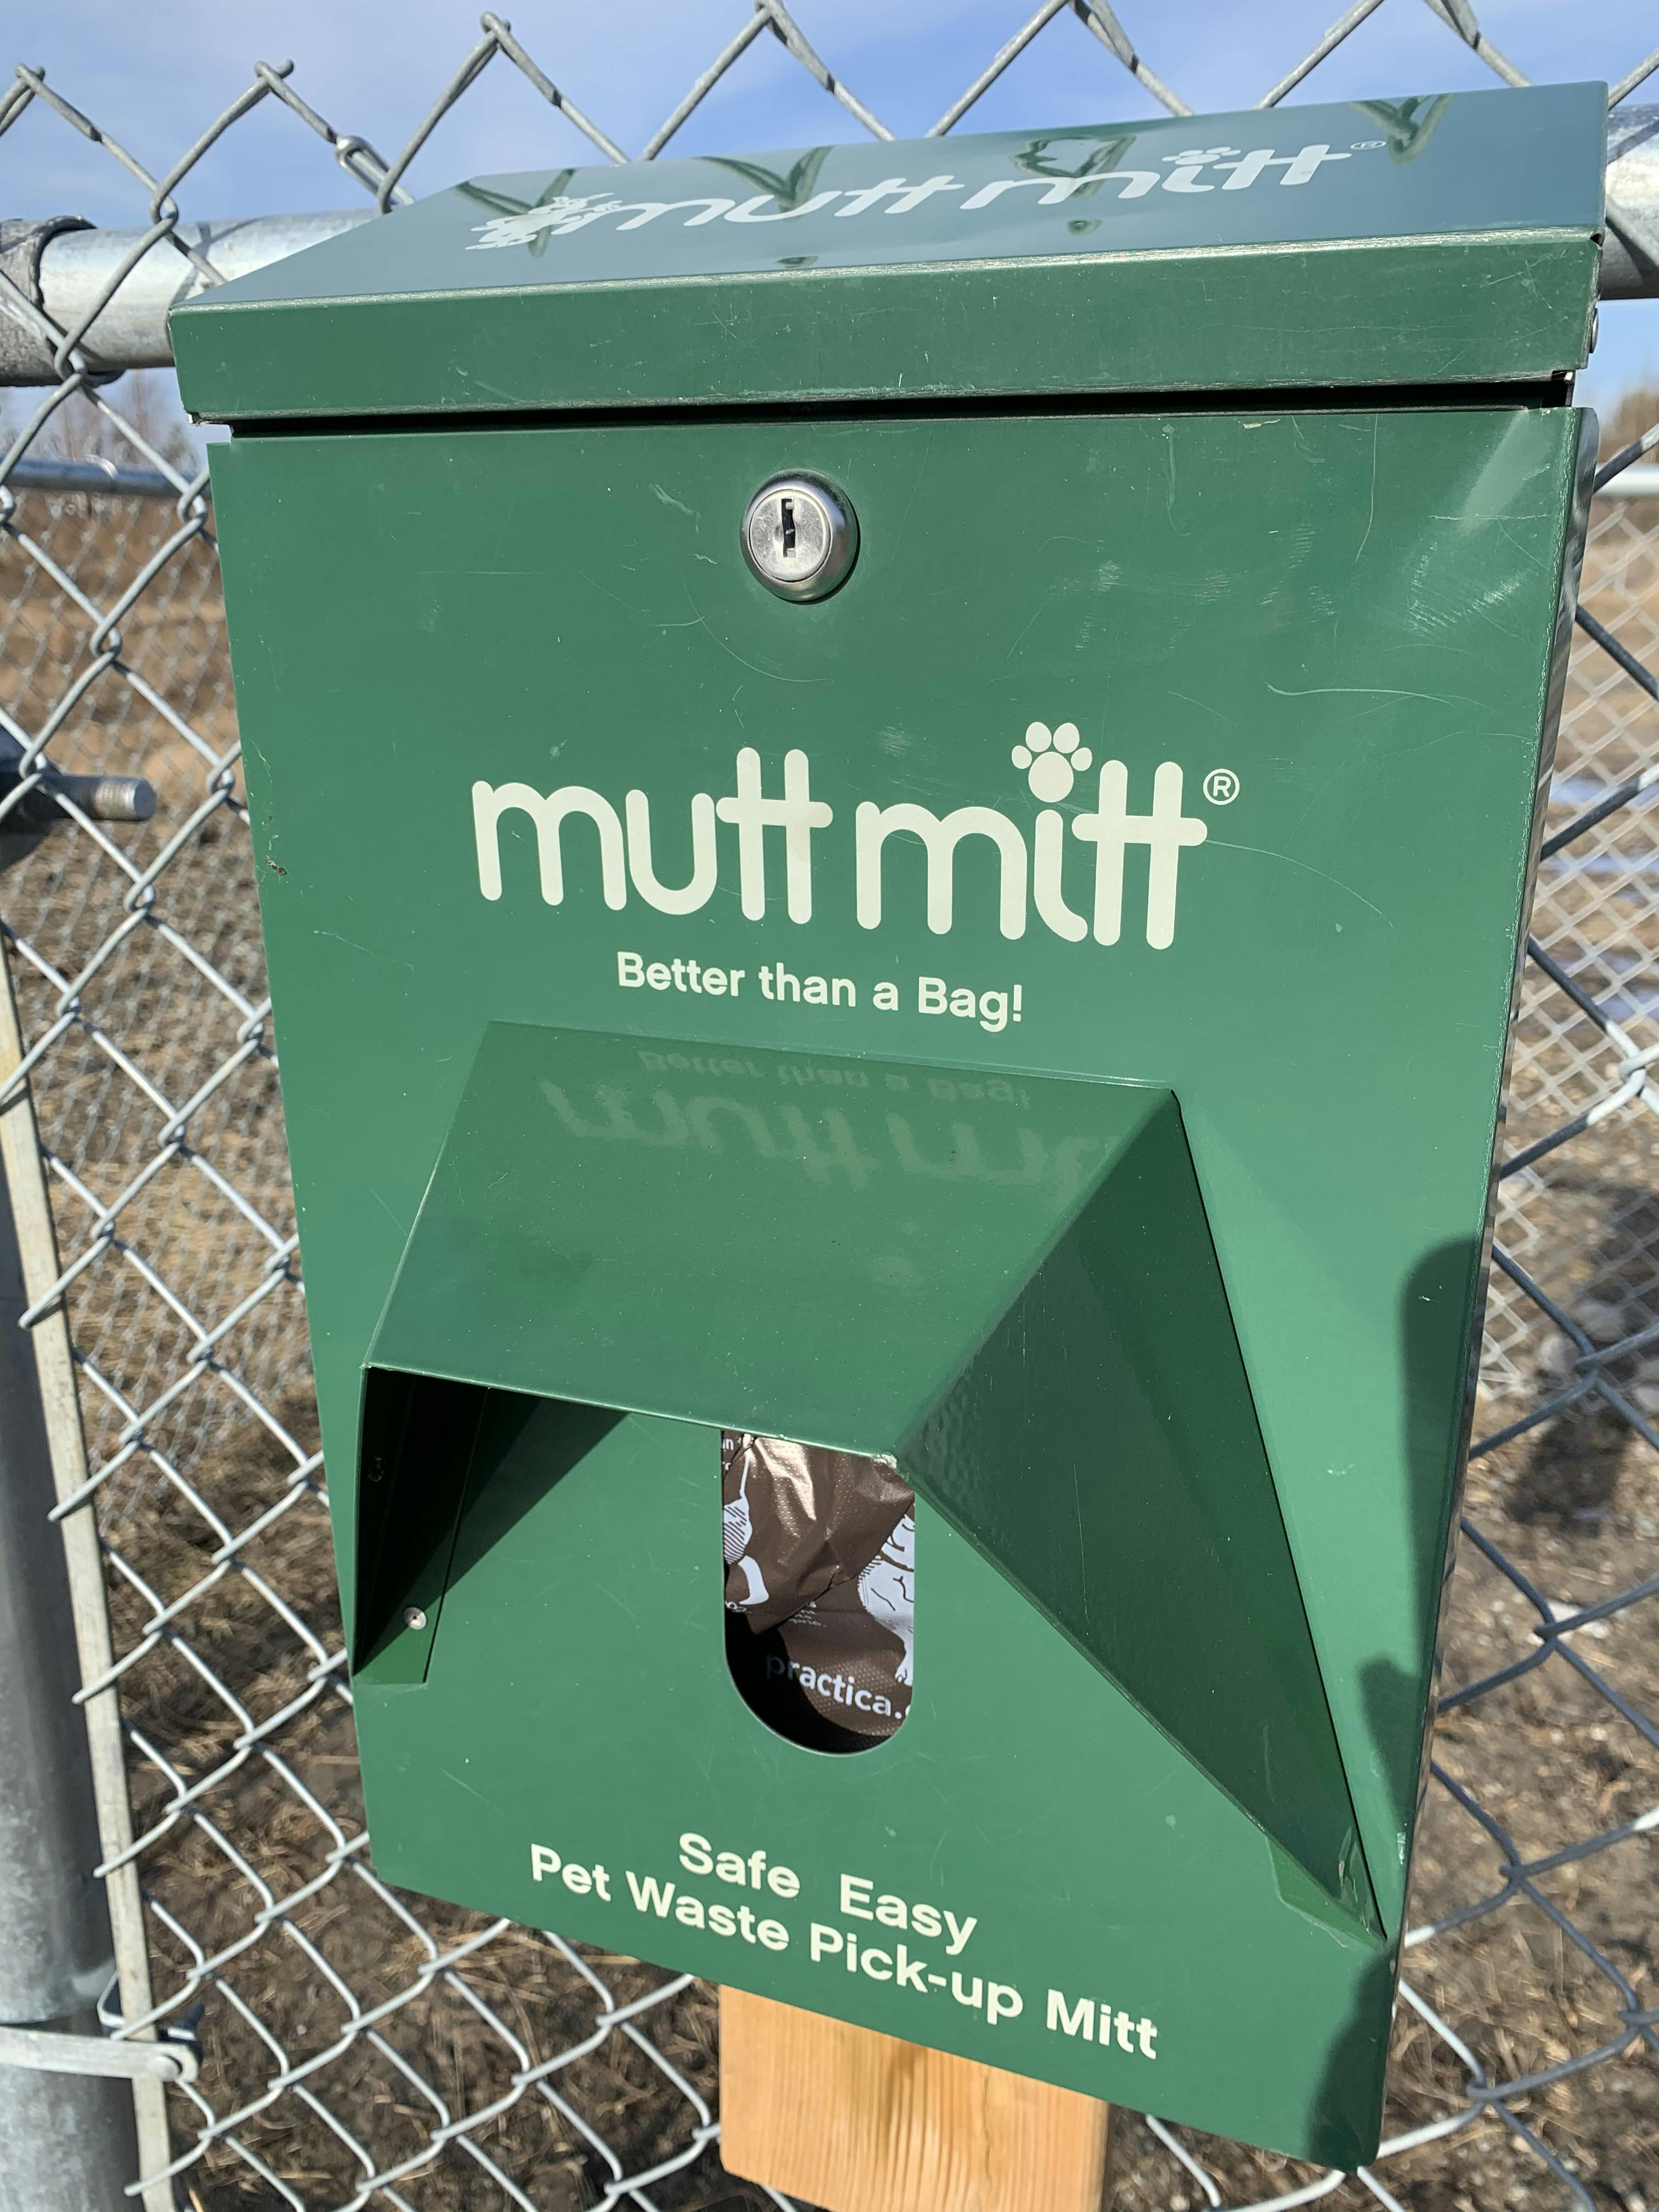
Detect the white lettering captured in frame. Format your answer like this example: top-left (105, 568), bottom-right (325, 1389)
top-left (726, 190), bottom-right (843, 222)
top-left (1048, 1990), bottom-right (1095, 2038)
top-left (612, 196), bottom-right (737, 229)
top-left (473, 143), bottom-right (1363, 250)
top-left (840, 1875), bottom-right (874, 1920)
top-left (1159, 144), bottom-right (1239, 194)
top-left (1033, 809), bottom-right (1087, 941)
top-left (834, 176), bottom-right (909, 218)
top-left (943, 1912), bottom-right (978, 1957)
top-left (469, 196), bottom-right (615, 247)
top-left (716, 748), bottom-right (833, 922)
top-left (1039, 172), bottom-right (1154, 203)
top-left (1071, 760), bottom-right (1207, 948)
top-left (532, 200), bottom-right (627, 234)
top-left (1217, 144), bottom-right (1350, 189)
top-left (626, 1872), bottom-right (676, 1915)
top-left (959, 177), bottom-right (1045, 210)
top-left (856, 802), bottom-right (1027, 938)
top-left (472, 780), bottom-right (625, 908)
top-left (479, 742), bottom-right (1212, 949)
top-left (885, 175), bottom-right (963, 213)
top-left (624, 791), bottom-right (718, 913)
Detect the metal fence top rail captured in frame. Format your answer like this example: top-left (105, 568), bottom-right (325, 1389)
top-left (1, 102), bottom-right (1657, 386)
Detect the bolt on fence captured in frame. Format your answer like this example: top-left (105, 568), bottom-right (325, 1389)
top-left (0, 5), bottom-right (1657, 2208)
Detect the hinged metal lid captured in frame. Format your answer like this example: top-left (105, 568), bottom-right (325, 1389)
top-left (172, 82), bottom-right (1606, 422)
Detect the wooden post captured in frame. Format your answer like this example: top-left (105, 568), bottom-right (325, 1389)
top-left (719, 1989), bottom-right (1111, 2212)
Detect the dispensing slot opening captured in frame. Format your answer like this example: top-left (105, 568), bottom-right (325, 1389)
top-left (721, 1431), bottom-right (914, 1754)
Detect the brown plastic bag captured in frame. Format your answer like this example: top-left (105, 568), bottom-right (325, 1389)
top-left (723, 1432), bottom-right (914, 1749)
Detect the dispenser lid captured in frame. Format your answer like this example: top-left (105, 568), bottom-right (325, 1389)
top-left (171, 82), bottom-right (1605, 422)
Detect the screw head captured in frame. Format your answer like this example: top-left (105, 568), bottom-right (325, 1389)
top-left (741, 473), bottom-right (858, 601)
top-left (403, 1605), bottom-right (428, 1632)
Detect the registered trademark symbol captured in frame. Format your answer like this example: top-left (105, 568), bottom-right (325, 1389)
top-left (1203, 769), bottom-right (1240, 806)
top-left (1350, 139), bottom-right (1387, 149)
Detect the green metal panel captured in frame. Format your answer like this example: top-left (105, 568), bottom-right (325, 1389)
top-left (357, 1023), bottom-right (1374, 1924)
top-left (375, 1400), bottom-right (1389, 2160)
top-left (196, 394), bottom-right (1591, 2161)
top-left (169, 82), bottom-right (1605, 419)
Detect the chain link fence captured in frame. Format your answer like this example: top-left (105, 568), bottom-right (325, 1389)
top-left (1, 5), bottom-right (1657, 2208)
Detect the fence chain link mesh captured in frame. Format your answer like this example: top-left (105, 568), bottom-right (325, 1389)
top-left (0, 5), bottom-right (1656, 2207)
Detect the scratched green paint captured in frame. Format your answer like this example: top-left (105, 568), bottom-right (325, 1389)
top-left (174, 84), bottom-right (1599, 2163)
top-left (171, 82), bottom-right (1606, 418)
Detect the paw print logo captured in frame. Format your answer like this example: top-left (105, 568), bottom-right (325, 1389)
top-left (469, 195), bottom-right (617, 250)
top-left (1012, 721), bottom-right (1093, 803)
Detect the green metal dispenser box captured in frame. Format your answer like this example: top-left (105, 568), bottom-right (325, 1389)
top-left (173, 83), bottom-right (1605, 2166)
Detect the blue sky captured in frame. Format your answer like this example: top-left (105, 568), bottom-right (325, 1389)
top-left (6, 0), bottom-right (1658, 406)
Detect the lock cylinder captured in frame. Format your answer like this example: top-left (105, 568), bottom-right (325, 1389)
top-left (741, 473), bottom-right (857, 601)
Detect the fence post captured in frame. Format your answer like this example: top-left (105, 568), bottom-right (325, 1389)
top-left (720, 1989), bottom-right (1110, 2212)
top-left (0, 1131), bottom-right (141, 2209)
top-left (0, 922), bottom-right (174, 2212)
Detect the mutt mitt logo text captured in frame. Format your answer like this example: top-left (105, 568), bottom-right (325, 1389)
top-left (472, 723), bottom-right (1220, 951)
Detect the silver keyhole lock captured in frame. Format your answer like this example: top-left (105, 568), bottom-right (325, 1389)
top-left (741, 473), bottom-right (859, 602)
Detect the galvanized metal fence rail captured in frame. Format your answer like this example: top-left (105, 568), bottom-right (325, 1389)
top-left (0, 7), bottom-right (1656, 2208)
